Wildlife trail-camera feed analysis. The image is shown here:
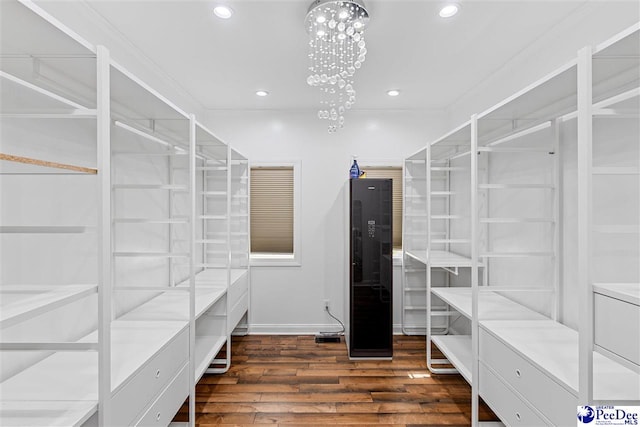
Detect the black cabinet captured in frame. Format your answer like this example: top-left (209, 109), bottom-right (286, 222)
top-left (349, 178), bottom-right (393, 358)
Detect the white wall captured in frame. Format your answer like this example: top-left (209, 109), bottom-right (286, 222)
top-left (203, 110), bottom-right (448, 333)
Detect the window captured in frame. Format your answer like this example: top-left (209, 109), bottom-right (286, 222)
top-left (250, 162), bottom-right (300, 265)
top-left (359, 165), bottom-right (403, 250)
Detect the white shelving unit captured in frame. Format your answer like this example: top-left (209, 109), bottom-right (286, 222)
top-left (424, 122), bottom-right (480, 376)
top-left (402, 152), bottom-right (428, 334)
top-left (0, 2), bottom-right (250, 426)
top-left (403, 22), bottom-right (640, 427)
top-left (0, 1), bottom-right (101, 425)
top-left (578, 23), bottom-right (640, 404)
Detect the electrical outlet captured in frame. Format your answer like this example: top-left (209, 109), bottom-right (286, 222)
top-left (323, 299), bottom-right (330, 311)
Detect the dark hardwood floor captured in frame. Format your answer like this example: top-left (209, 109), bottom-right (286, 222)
top-left (175, 335), bottom-right (498, 426)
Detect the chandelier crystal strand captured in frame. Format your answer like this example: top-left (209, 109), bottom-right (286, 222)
top-left (305, 0), bottom-right (369, 133)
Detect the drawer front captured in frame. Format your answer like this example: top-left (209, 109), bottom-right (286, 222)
top-left (595, 293), bottom-right (640, 366)
top-left (136, 364), bottom-right (190, 427)
top-left (480, 327), bottom-right (577, 427)
top-left (480, 363), bottom-right (550, 427)
top-left (111, 328), bottom-right (189, 426)
top-left (228, 273), bottom-right (248, 309)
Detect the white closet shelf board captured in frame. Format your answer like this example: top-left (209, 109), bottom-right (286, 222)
top-left (593, 283), bottom-right (640, 306)
top-left (431, 288), bottom-right (548, 321)
top-left (405, 250), bottom-right (478, 268)
top-left (431, 335), bottom-right (472, 383)
top-left (0, 226), bottom-right (93, 233)
top-left (0, 400), bottom-right (97, 427)
top-left (0, 73), bottom-right (94, 114)
top-left (430, 121), bottom-right (472, 161)
top-left (0, 321), bottom-right (186, 426)
top-left (0, 2), bottom-right (96, 98)
top-left (406, 147), bottom-right (427, 161)
top-left (194, 335), bottom-right (227, 382)
top-left (0, 1), bottom-right (94, 57)
top-left (0, 284), bottom-right (97, 328)
top-left (592, 23), bottom-right (640, 103)
top-left (196, 121), bottom-right (228, 160)
top-left (481, 320), bottom-right (640, 401)
top-left (118, 287), bottom-right (226, 321)
top-left (187, 268), bottom-right (248, 288)
top-left (476, 60), bottom-right (577, 143)
top-left (109, 64), bottom-right (188, 138)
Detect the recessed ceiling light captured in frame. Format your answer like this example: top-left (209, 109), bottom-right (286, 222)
top-left (316, 15), bottom-right (326, 23)
top-left (213, 5), bottom-right (233, 19)
top-left (387, 89), bottom-right (400, 97)
top-left (256, 90), bottom-right (269, 97)
top-left (439, 4), bottom-right (459, 18)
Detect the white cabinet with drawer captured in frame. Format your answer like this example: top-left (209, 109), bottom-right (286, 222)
top-left (111, 328), bottom-right (189, 426)
top-left (479, 363), bottom-right (550, 427)
top-left (479, 327), bottom-right (577, 427)
top-left (135, 364), bottom-right (190, 426)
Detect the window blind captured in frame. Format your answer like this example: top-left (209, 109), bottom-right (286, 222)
top-left (250, 166), bottom-right (294, 253)
top-left (360, 166), bottom-right (403, 249)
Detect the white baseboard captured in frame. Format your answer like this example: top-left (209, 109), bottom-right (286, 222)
top-left (246, 323), bottom-right (406, 335)
top-left (248, 324), bottom-right (340, 335)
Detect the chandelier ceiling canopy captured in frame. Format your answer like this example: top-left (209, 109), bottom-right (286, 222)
top-left (305, 0), bottom-right (370, 133)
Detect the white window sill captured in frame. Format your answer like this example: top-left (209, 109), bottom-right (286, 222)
top-left (250, 253), bottom-right (301, 267)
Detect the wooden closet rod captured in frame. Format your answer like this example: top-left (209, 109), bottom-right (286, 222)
top-left (0, 153), bottom-right (97, 174)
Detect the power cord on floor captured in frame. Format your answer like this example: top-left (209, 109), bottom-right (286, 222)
top-left (319, 305), bottom-right (345, 336)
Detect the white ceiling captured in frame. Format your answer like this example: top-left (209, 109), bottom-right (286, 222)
top-left (80, 0), bottom-right (622, 112)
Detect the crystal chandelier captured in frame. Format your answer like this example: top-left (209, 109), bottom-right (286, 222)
top-left (305, 0), bottom-right (369, 133)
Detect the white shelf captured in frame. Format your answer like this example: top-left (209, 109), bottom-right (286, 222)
top-left (406, 250), bottom-right (478, 268)
top-left (593, 283), bottom-right (640, 306)
top-left (0, 71), bottom-right (92, 113)
top-left (113, 218), bottom-right (189, 224)
top-left (481, 320), bottom-right (640, 401)
top-left (476, 60), bottom-right (577, 141)
top-left (119, 286), bottom-right (226, 321)
top-left (431, 288), bottom-right (548, 321)
top-left (0, 401), bottom-right (97, 427)
top-left (431, 251), bottom-right (480, 267)
top-left (0, 226), bottom-right (93, 234)
top-left (431, 335), bottom-right (472, 383)
top-left (194, 335), bottom-right (227, 382)
top-left (187, 268), bottom-right (248, 288)
top-left (0, 320), bottom-right (186, 426)
top-left (112, 184), bottom-right (187, 191)
top-left (0, 285), bottom-right (97, 328)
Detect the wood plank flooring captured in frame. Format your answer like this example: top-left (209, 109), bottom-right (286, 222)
top-left (174, 335), bottom-right (498, 426)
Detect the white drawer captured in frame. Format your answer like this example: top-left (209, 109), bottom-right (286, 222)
top-left (135, 364), bottom-right (190, 427)
top-left (479, 363), bottom-right (550, 427)
top-left (111, 328), bottom-right (189, 426)
top-left (480, 327), bottom-right (577, 427)
top-left (595, 293), bottom-right (640, 366)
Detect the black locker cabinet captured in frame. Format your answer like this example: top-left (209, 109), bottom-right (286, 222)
top-left (349, 178), bottom-right (393, 358)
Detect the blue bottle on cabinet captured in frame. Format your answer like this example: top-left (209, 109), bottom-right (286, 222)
top-left (349, 159), bottom-right (360, 179)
